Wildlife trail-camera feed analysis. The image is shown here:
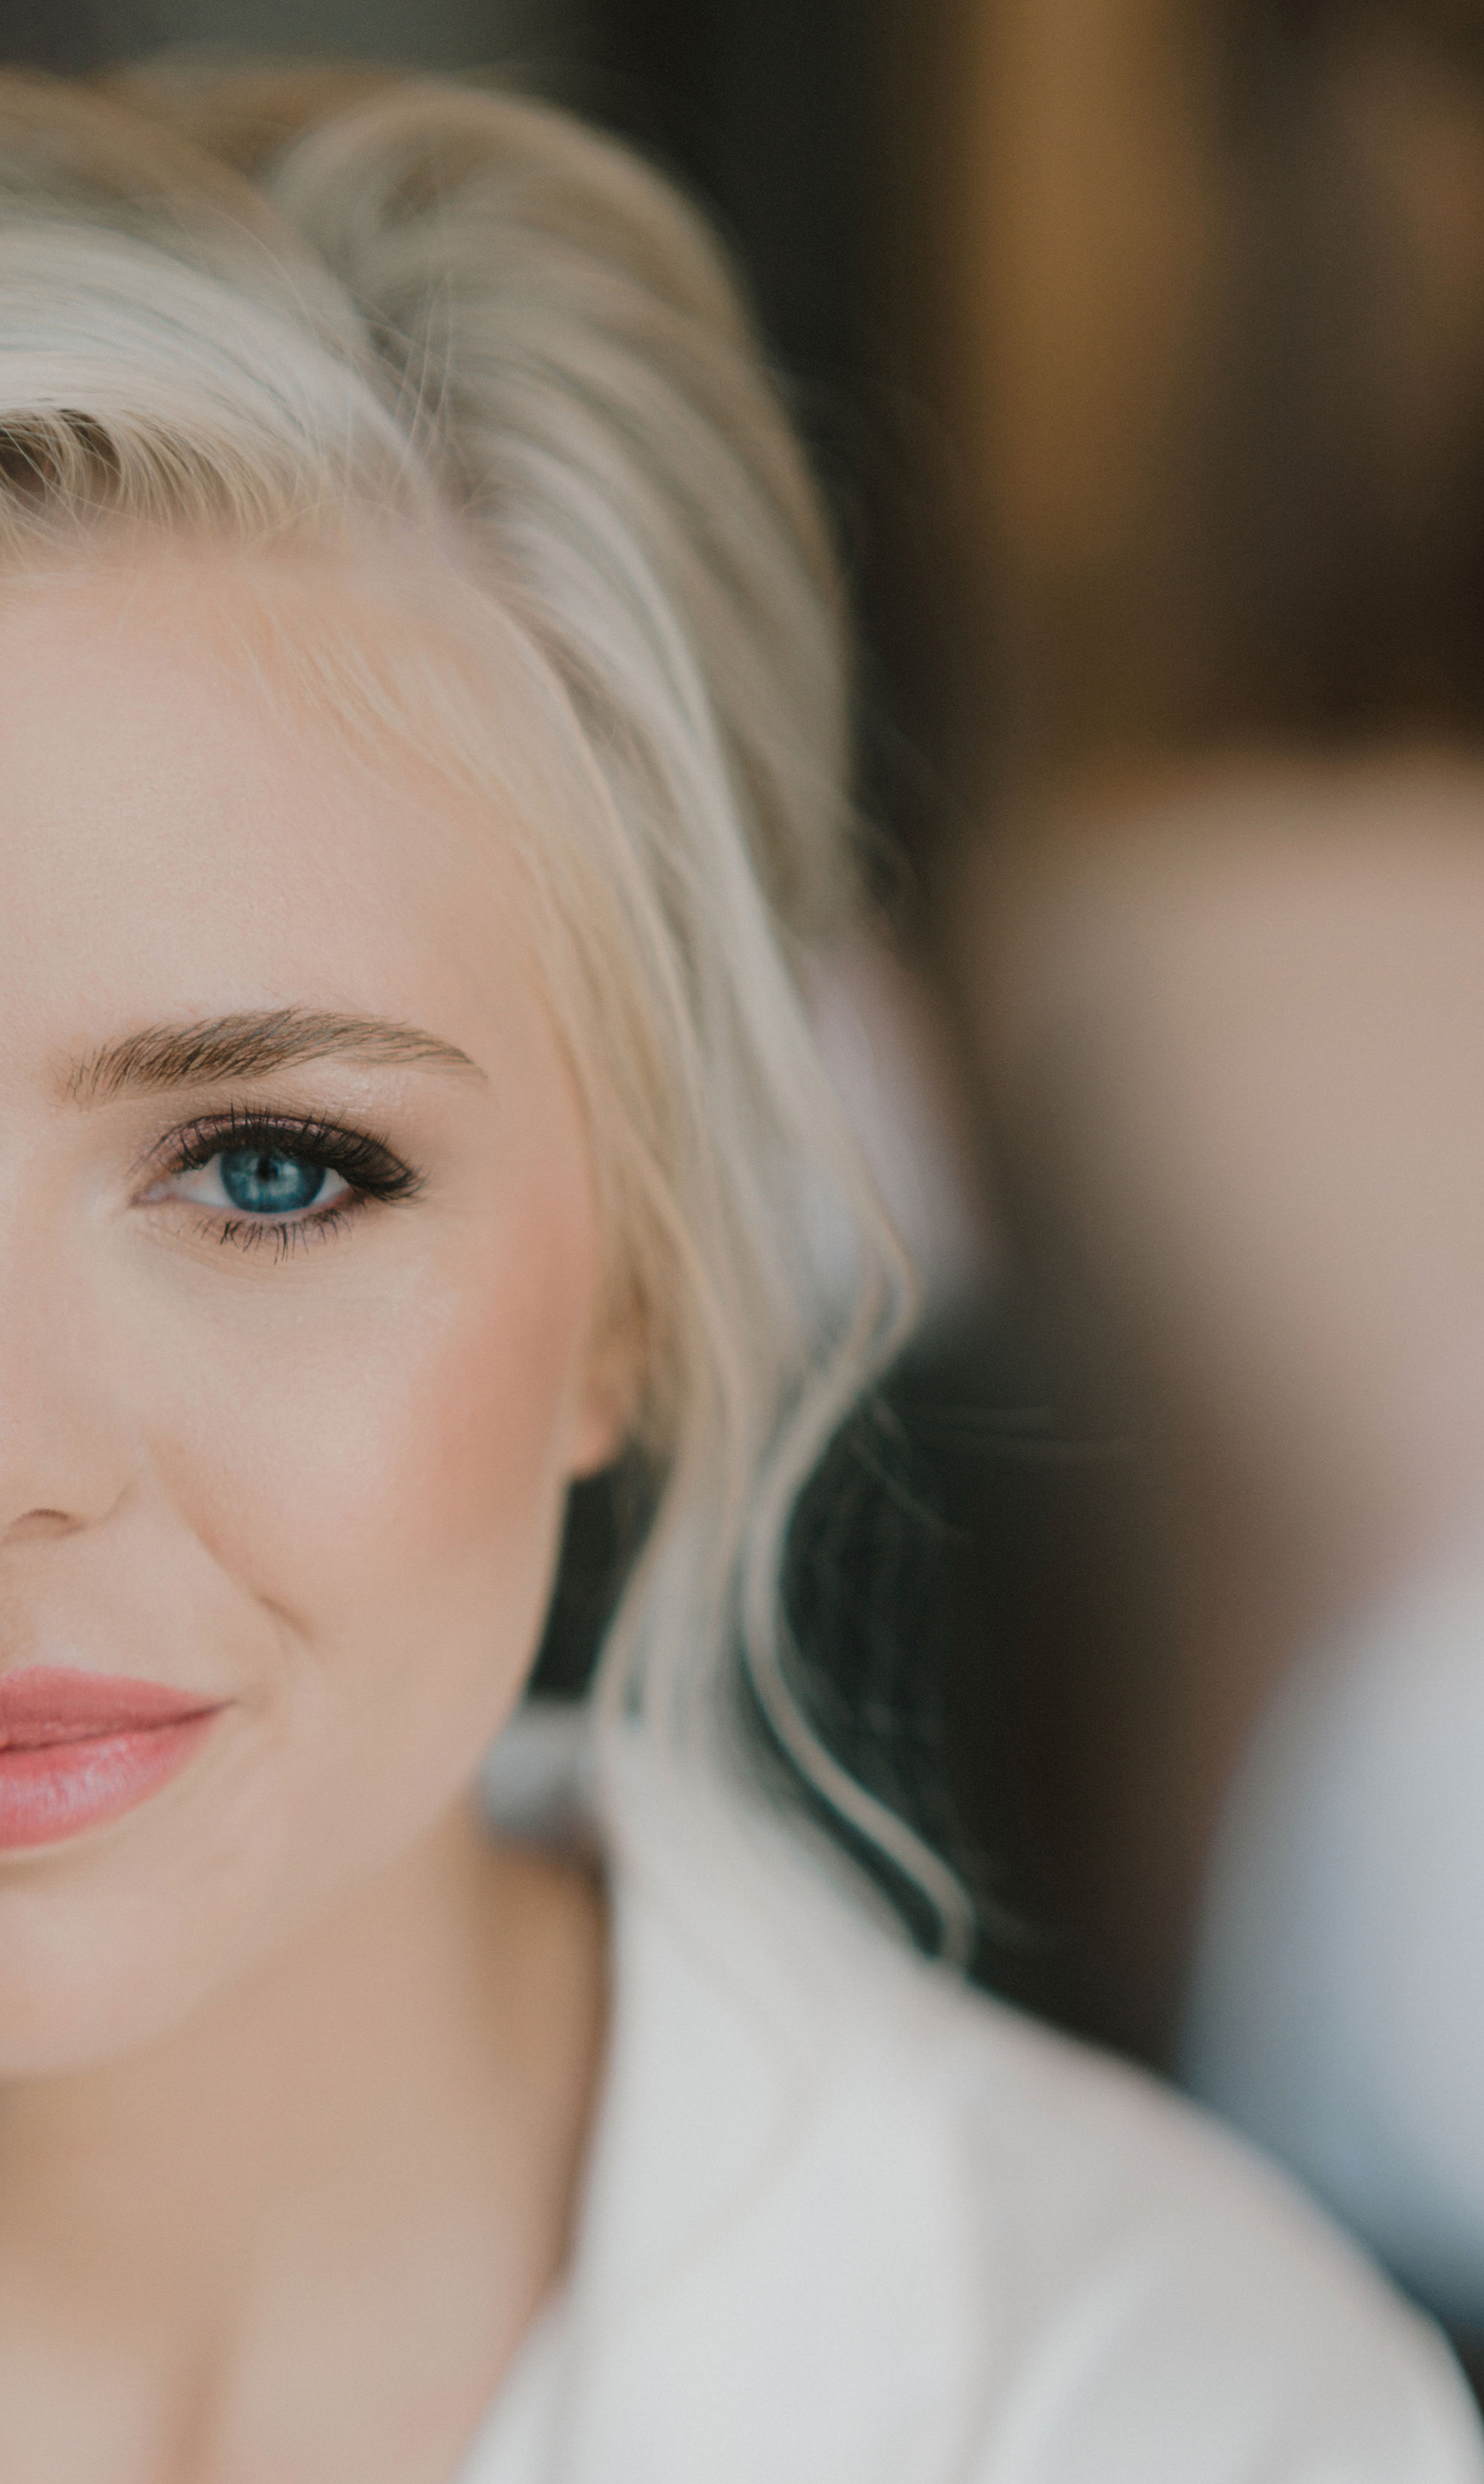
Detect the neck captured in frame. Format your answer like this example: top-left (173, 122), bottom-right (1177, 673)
top-left (0, 1801), bottom-right (606, 2484)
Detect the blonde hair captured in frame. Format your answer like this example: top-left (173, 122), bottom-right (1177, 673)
top-left (0, 62), bottom-right (972, 1959)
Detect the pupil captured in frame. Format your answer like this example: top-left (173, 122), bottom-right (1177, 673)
top-left (219, 1148), bottom-right (326, 1216)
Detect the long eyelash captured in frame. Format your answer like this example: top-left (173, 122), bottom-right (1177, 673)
top-left (149, 1104), bottom-right (424, 1207)
top-left (205, 1207), bottom-right (361, 1262)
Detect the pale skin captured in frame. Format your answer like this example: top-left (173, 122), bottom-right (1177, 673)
top-left (0, 547), bottom-right (626, 2484)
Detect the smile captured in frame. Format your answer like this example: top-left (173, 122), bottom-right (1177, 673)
top-left (0, 1669), bottom-right (226, 1849)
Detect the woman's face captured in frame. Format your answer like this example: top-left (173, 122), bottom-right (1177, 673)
top-left (0, 548), bottom-right (621, 2074)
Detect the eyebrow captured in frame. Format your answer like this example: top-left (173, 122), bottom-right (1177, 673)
top-left (66, 1009), bottom-right (483, 1104)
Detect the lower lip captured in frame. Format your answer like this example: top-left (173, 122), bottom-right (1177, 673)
top-left (0, 1713), bottom-right (222, 1850)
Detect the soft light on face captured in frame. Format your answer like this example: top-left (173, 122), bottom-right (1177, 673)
top-left (0, 547), bottom-right (623, 2073)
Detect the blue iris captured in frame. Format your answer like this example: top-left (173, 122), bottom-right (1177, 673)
top-left (219, 1148), bottom-right (328, 1216)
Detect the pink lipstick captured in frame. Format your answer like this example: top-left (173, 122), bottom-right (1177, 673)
top-left (0, 1669), bottom-right (225, 1849)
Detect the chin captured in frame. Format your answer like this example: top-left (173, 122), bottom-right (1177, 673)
top-left (0, 1855), bottom-right (271, 2076)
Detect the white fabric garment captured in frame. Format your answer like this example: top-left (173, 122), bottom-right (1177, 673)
top-left (457, 1705), bottom-right (1484, 2484)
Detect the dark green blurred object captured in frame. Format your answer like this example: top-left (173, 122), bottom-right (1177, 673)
top-left (530, 1296), bottom-right (1152, 2033)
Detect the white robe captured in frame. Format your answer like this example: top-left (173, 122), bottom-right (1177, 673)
top-left (457, 1707), bottom-right (1483, 2484)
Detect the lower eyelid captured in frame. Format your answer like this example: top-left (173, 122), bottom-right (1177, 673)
top-left (199, 1204), bottom-right (360, 1262)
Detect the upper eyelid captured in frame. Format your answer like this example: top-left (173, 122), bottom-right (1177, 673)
top-left (132, 1108), bottom-right (420, 1194)
top-left (153, 1112), bottom-right (358, 1166)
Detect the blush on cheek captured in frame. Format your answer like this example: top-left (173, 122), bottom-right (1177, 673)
top-left (172, 1181), bottom-right (605, 1744)
top-left (400, 1193), bottom-right (604, 1587)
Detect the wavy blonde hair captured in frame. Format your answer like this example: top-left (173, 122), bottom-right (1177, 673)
top-left (0, 61), bottom-right (971, 1958)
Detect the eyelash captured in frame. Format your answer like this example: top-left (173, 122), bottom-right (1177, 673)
top-left (144, 1105), bottom-right (423, 1261)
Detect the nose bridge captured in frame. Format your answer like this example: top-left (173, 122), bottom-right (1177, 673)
top-left (0, 1171), bottom-right (136, 1541)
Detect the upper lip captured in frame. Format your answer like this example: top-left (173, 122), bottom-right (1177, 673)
top-left (0, 1668), bottom-right (223, 1749)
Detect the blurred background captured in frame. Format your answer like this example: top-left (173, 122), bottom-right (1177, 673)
top-left (13, 0), bottom-right (1484, 2399)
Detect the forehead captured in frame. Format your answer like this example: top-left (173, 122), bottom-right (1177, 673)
top-left (0, 550), bottom-right (534, 1069)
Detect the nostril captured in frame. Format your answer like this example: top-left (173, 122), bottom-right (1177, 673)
top-left (3, 1510), bottom-right (78, 1543)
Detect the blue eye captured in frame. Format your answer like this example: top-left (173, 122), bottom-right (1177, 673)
top-left (218, 1147), bottom-right (332, 1216)
top-left (142, 1113), bottom-right (419, 1248)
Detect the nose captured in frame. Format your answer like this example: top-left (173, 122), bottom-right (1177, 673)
top-left (0, 1230), bottom-right (136, 1548)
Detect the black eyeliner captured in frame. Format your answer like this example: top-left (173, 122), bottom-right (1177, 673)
top-left (144, 1102), bottom-right (425, 1206)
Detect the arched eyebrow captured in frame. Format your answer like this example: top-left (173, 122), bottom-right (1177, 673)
top-left (66, 1009), bottom-right (484, 1104)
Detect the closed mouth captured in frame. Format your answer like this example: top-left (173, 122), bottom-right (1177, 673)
top-left (0, 1669), bottom-right (227, 1848)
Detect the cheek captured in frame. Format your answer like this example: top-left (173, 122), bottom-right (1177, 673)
top-left (0, 1155), bottom-right (606, 2074)
top-left (152, 1187), bottom-right (600, 1738)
